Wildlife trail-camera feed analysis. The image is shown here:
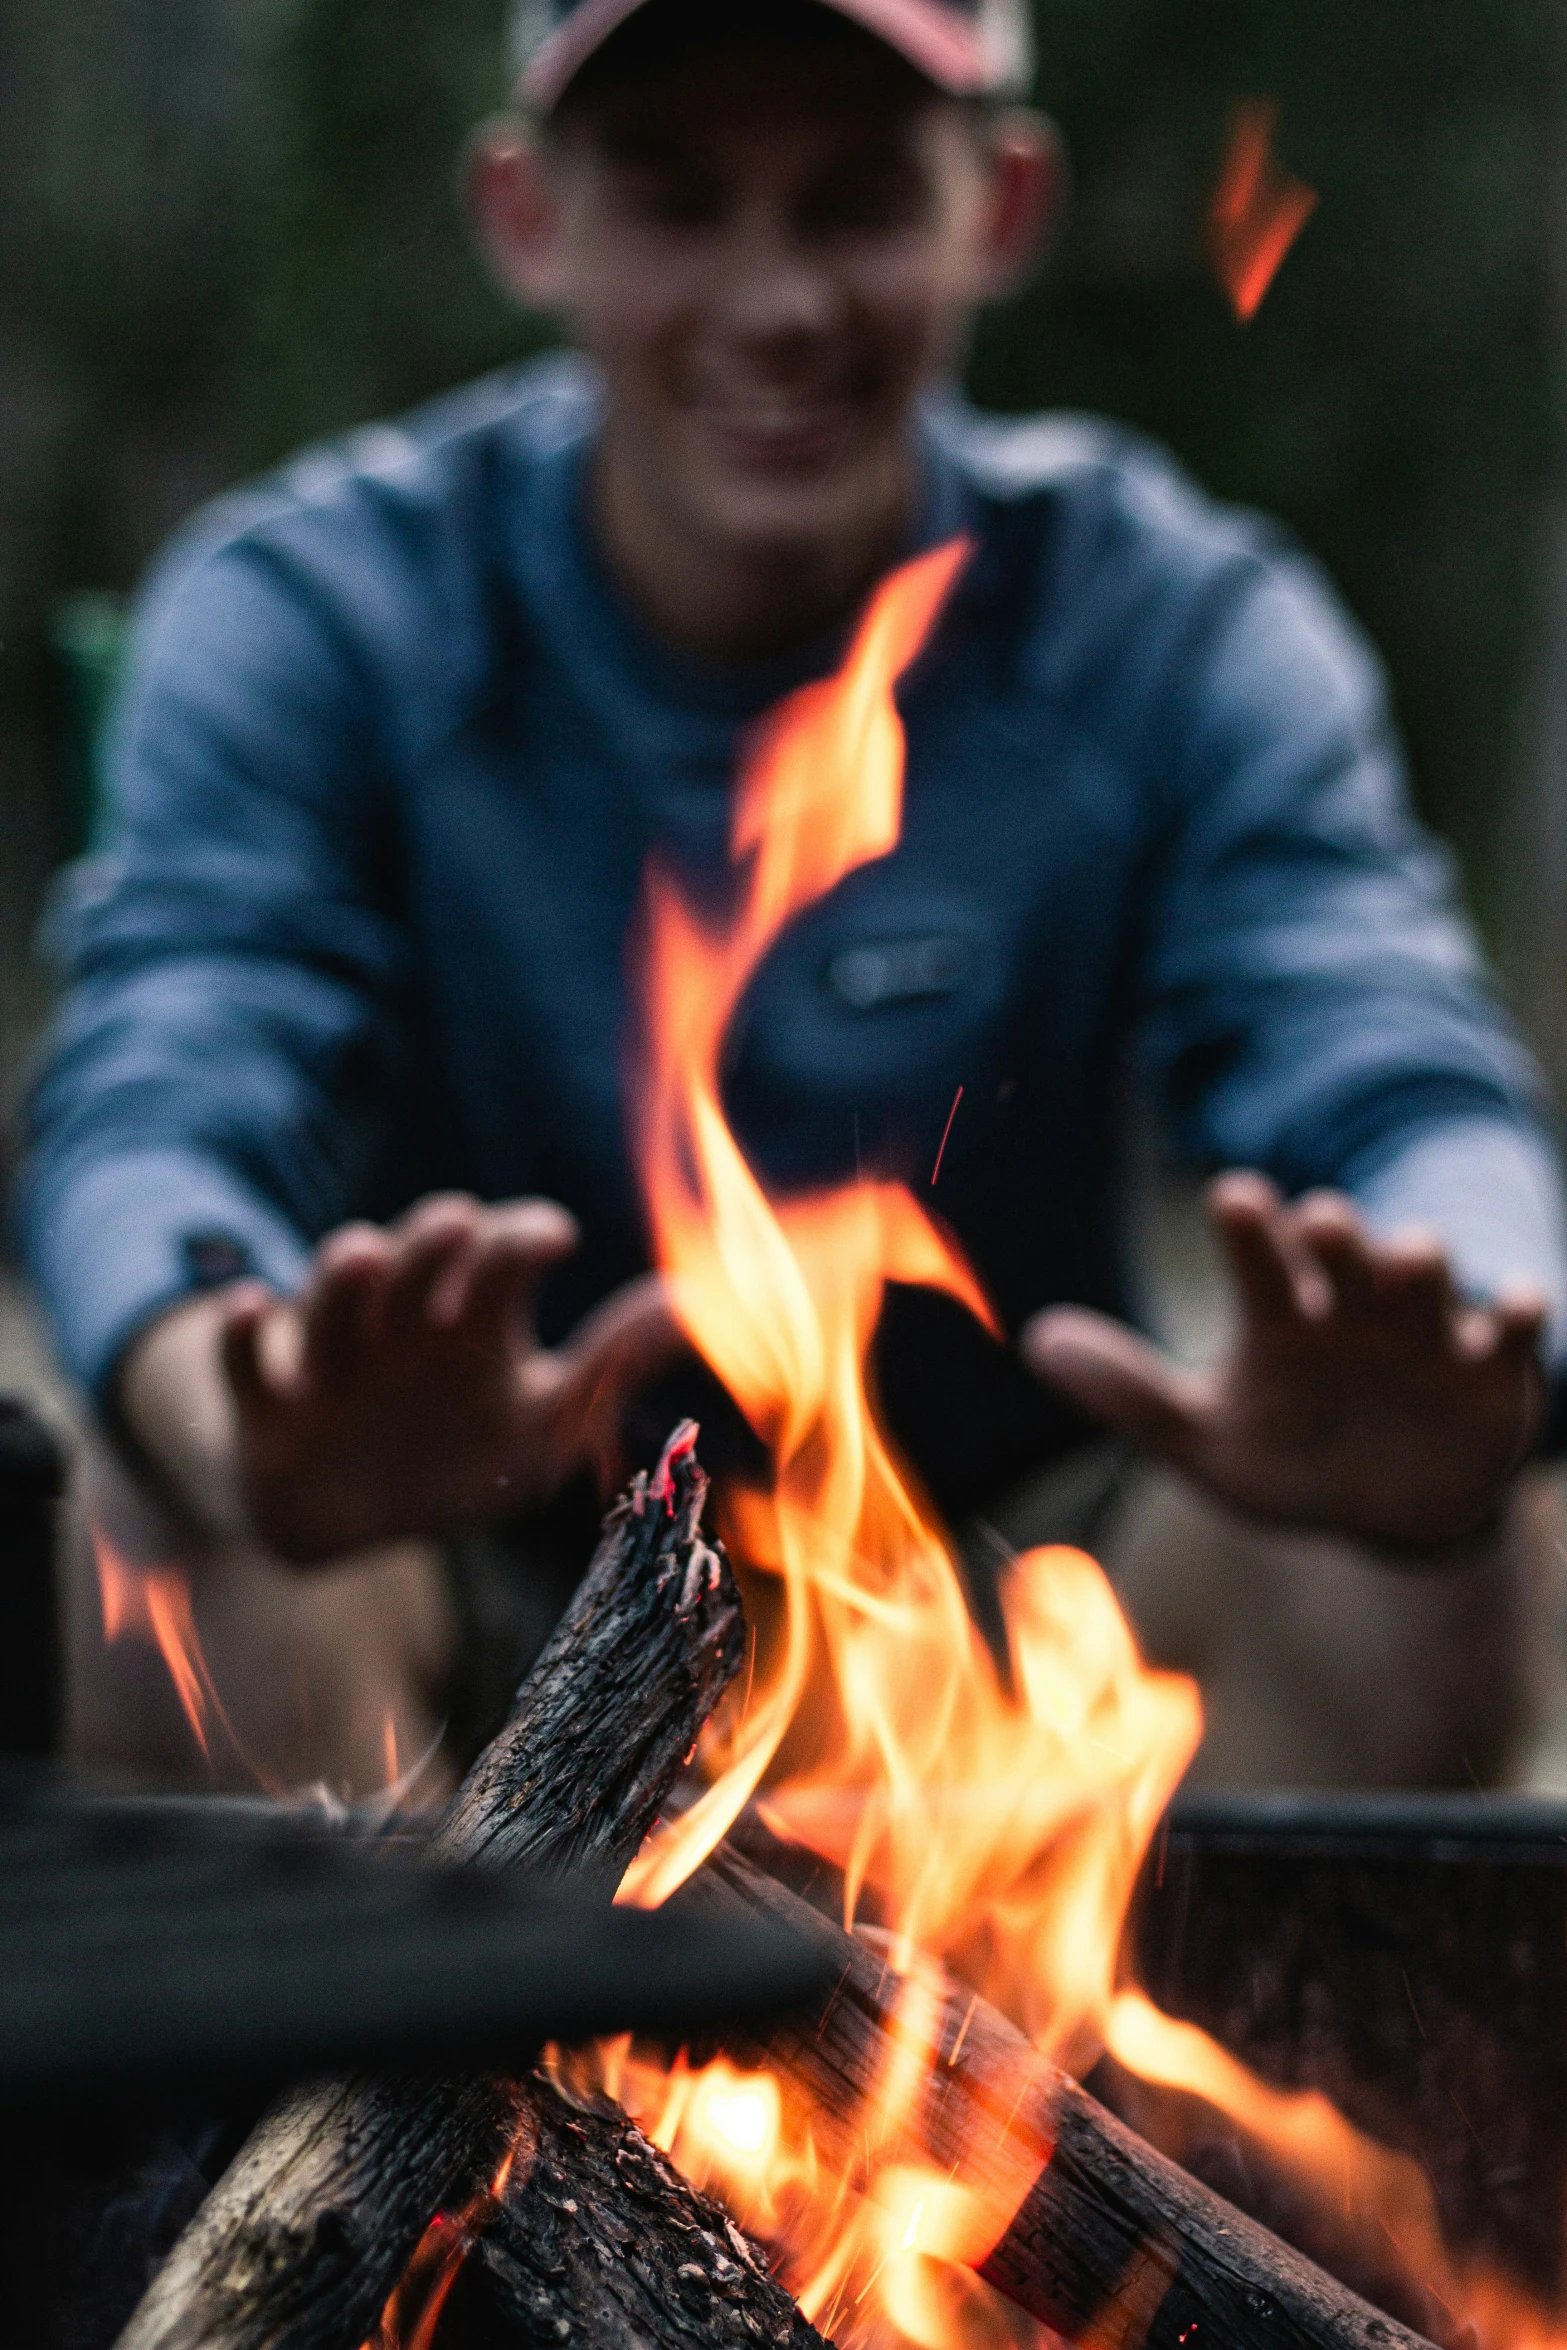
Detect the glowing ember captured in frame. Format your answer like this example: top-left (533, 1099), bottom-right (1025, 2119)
top-left (361, 2131), bottom-right (524, 2350)
top-left (1208, 100), bottom-right (1317, 322)
top-left (693, 2067), bottom-right (782, 2167)
top-left (91, 1526), bottom-right (240, 1766)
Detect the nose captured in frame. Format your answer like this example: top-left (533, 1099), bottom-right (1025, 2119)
top-left (714, 204), bottom-right (842, 352)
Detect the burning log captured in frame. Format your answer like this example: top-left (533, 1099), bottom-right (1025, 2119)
top-left (446, 2071), bottom-right (827, 2348)
top-left (114, 1415), bottom-right (1450, 2350)
top-left (700, 1843), bottom-right (1441, 2350)
top-left (120, 1427), bottom-right (774, 2350)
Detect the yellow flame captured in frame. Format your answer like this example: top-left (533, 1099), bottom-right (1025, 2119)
top-left (592, 540), bottom-right (1567, 2349)
top-left (589, 544), bottom-right (1196, 2344)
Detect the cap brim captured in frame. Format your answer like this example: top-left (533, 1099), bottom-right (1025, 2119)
top-left (520, 0), bottom-right (994, 112)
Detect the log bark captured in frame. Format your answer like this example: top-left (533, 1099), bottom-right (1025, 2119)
top-left (118, 1428), bottom-right (748, 2350)
top-left (442, 2072), bottom-right (829, 2349)
top-left (701, 1843), bottom-right (1441, 2350)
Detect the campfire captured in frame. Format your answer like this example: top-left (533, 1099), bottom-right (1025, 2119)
top-left (105, 549), bottom-right (1567, 2350)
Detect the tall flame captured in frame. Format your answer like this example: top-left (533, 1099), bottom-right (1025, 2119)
top-left (622, 538), bottom-right (1199, 2033)
top-left (601, 542), bottom-right (1200, 2338)
top-left (602, 540), bottom-right (1567, 2350)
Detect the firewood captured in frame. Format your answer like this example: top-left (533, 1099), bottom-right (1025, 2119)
top-left (442, 2070), bottom-right (829, 2349)
top-left (119, 1428), bottom-right (754, 2350)
top-left (699, 1843), bottom-right (1442, 2350)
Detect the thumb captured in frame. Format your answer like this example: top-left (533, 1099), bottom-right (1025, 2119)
top-left (1021, 1306), bottom-right (1201, 1462)
top-left (218, 1285), bottom-right (288, 1414)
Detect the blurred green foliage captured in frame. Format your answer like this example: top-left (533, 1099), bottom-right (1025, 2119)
top-left (2, 0), bottom-right (1563, 934)
top-left (234, 0), bottom-right (533, 462)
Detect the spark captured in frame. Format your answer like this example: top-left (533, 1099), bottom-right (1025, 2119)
top-left (931, 1085), bottom-right (965, 1186)
top-left (946, 1991), bottom-right (980, 2068)
top-left (1209, 100), bottom-right (1317, 322)
top-left (1400, 1967), bottom-right (1427, 2042)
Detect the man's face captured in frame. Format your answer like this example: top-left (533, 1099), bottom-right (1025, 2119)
top-left (535, 44), bottom-right (1002, 564)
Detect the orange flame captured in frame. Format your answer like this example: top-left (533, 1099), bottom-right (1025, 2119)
top-left (593, 543), bottom-right (1200, 2341)
top-left (1208, 100), bottom-right (1317, 322)
top-left (1104, 1993), bottom-right (1567, 2350)
top-left (620, 540), bottom-right (1199, 2040)
top-left (361, 2130), bottom-right (524, 2350)
top-left (592, 537), bottom-right (1567, 2350)
top-left (556, 1977), bottom-right (1048, 2349)
top-left (91, 1530), bottom-right (435, 1808)
top-left (92, 1526), bottom-right (240, 1765)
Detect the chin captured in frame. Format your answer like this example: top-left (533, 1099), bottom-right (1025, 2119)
top-left (684, 464), bottom-right (899, 570)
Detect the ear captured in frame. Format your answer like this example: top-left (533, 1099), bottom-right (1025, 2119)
top-left (463, 116), bottom-right (566, 308)
top-left (976, 110), bottom-right (1069, 299)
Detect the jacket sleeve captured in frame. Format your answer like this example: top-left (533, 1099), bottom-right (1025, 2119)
top-left (15, 505), bottom-right (424, 1407)
top-left (1132, 530), bottom-right (1567, 1348)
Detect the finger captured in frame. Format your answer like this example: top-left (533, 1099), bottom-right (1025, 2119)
top-left (1455, 1288), bottom-right (1549, 1366)
top-left (383, 1197), bottom-right (485, 1337)
top-left (220, 1286), bottom-right (295, 1412)
top-left (1369, 1232), bottom-right (1460, 1347)
top-left (549, 1273), bottom-right (685, 1487)
top-left (389, 1189), bottom-right (484, 1239)
top-left (455, 1201), bottom-right (582, 1341)
top-left (1021, 1306), bottom-right (1202, 1463)
top-left (303, 1225), bottom-right (395, 1385)
top-left (1293, 1192), bottom-right (1378, 1316)
top-left (1497, 1288), bottom-right (1550, 1350)
top-left (1500, 1296), bottom-right (1551, 1452)
top-left (1210, 1172), bottom-right (1325, 1324)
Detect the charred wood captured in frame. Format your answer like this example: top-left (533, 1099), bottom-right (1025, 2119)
top-left (701, 1843), bottom-right (1440, 2350)
top-left (444, 2071), bottom-right (829, 2349)
top-left (1121, 1792), bottom-right (1567, 2317)
top-left (119, 1428), bottom-right (747, 2350)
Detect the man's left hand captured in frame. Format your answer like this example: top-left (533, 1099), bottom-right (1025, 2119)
top-left (1022, 1172), bottom-right (1548, 1550)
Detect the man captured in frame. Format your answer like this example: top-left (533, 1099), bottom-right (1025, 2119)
top-left (20, 0), bottom-right (1567, 1793)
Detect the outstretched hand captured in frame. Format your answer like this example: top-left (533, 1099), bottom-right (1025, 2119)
top-left (1022, 1173), bottom-right (1547, 1550)
top-left (215, 1194), bottom-right (679, 1564)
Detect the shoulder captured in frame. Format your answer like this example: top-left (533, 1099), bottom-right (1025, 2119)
top-left (131, 356), bottom-right (598, 741)
top-left (162, 350), bottom-right (594, 580)
top-left (933, 394), bottom-right (1281, 586)
top-left (931, 397), bottom-right (1383, 740)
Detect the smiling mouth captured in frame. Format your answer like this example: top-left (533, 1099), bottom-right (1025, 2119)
top-left (694, 397), bottom-right (864, 475)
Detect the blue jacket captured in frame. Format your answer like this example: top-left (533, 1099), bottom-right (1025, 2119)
top-left (20, 357), bottom-right (1567, 1512)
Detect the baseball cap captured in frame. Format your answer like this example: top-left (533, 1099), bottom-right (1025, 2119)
top-left (511, 0), bottom-right (1035, 113)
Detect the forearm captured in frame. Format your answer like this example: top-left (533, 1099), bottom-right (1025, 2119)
top-left (117, 1291), bottom-right (256, 1547)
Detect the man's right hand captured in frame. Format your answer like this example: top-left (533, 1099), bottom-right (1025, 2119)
top-left (121, 1195), bottom-right (680, 1564)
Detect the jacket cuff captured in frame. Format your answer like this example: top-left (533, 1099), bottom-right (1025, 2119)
top-left (18, 1148), bottom-right (312, 1412)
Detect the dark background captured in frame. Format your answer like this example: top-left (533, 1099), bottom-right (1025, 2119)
top-left (3, 0), bottom-right (1566, 1150)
